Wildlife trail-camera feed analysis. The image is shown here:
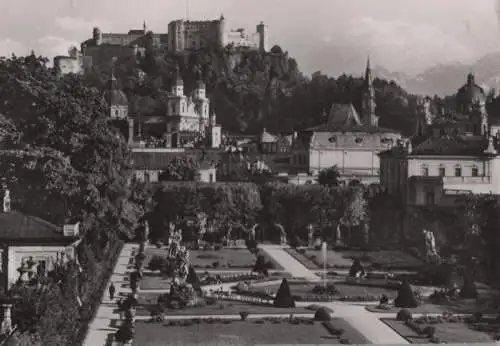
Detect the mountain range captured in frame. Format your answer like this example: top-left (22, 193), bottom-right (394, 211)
top-left (372, 50), bottom-right (500, 97)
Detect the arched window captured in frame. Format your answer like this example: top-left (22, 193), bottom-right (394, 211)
top-left (422, 164), bottom-right (429, 176)
top-left (472, 165), bottom-right (479, 177)
top-left (439, 165), bottom-right (446, 177)
top-left (455, 165), bottom-right (462, 177)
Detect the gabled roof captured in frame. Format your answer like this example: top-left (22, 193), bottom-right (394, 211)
top-left (0, 211), bottom-right (76, 243)
top-left (327, 103), bottom-right (362, 127)
top-left (260, 129), bottom-right (277, 143)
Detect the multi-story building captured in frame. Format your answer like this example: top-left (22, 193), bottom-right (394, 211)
top-left (167, 15), bottom-right (267, 52)
top-left (53, 46), bottom-right (84, 75)
top-left (103, 73), bottom-right (222, 183)
top-left (290, 58), bottom-right (401, 184)
top-left (80, 16), bottom-right (268, 68)
top-left (379, 73), bottom-right (500, 208)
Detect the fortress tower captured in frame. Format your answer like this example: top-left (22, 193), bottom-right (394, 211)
top-left (256, 21), bottom-right (268, 52)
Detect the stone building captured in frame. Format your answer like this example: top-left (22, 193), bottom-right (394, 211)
top-left (0, 191), bottom-right (81, 290)
top-left (379, 73), bottom-right (500, 208)
top-left (53, 46), bottom-right (84, 75)
top-left (167, 15), bottom-right (267, 52)
top-left (290, 58), bottom-right (401, 184)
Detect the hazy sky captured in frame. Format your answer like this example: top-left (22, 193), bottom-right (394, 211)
top-left (1, 0), bottom-right (500, 76)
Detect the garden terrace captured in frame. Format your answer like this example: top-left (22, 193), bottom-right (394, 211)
top-left (243, 280), bottom-right (398, 302)
top-left (133, 317), bottom-right (369, 345)
top-left (382, 314), bottom-right (498, 344)
top-left (139, 271), bottom-right (291, 291)
top-left (286, 248), bottom-right (422, 271)
top-left (135, 292), bottom-right (311, 316)
top-left (143, 247), bottom-right (283, 271)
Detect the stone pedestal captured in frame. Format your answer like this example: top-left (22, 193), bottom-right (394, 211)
top-left (1, 304), bottom-right (13, 335)
top-left (127, 119), bottom-right (134, 145)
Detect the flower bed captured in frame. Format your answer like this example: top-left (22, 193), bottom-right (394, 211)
top-left (383, 313), bottom-right (496, 344)
top-left (344, 276), bottom-right (402, 290)
top-left (293, 294), bottom-right (381, 302)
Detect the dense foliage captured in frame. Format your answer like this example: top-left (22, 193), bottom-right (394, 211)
top-left (83, 42), bottom-right (434, 136)
top-left (0, 54), bottom-right (143, 344)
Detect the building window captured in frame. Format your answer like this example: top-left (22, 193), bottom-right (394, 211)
top-left (455, 165), bottom-right (462, 177)
top-left (355, 137), bottom-right (363, 144)
top-left (425, 189), bottom-right (435, 205)
top-left (422, 165), bottom-right (429, 176)
top-left (472, 166), bottom-right (479, 177)
top-left (439, 165), bottom-right (446, 177)
top-left (209, 173), bottom-right (214, 183)
top-left (171, 105), bottom-right (176, 114)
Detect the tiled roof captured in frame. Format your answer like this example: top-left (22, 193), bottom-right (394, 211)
top-left (260, 130), bottom-right (277, 143)
top-left (327, 103), bottom-right (362, 127)
top-left (306, 123), bottom-right (398, 134)
top-left (0, 211), bottom-right (75, 243)
top-left (411, 136), bottom-right (493, 156)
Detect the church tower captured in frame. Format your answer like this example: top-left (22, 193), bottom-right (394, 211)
top-left (105, 74), bottom-right (128, 119)
top-left (362, 56), bottom-right (378, 127)
top-left (415, 96), bottom-right (433, 137)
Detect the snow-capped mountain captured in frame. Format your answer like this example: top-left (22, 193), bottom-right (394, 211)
top-left (372, 51), bottom-right (500, 97)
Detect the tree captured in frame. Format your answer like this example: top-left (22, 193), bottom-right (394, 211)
top-left (159, 156), bottom-right (200, 181)
top-left (0, 55), bottom-right (145, 243)
top-left (273, 278), bottom-right (295, 308)
top-left (318, 166), bottom-right (340, 187)
top-left (340, 187), bottom-right (368, 246)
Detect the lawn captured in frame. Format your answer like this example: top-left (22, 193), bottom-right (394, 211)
top-left (135, 292), bottom-right (311, 316)
top-left (382, 318), bottom-right (494, 343)
top-left (246, 280), bottom-right (398, 299)
top-left (139, 271), bottom-right (292, 291)
top-left (133, 318), bottom-right (369, 345)
top-left (144, 247), bottom-right (284, 270)
top-left (290, 248), bottom-right (423, 270)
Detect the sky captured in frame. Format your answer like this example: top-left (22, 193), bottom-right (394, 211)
top-left (1, 0), bottom-right (500, 76)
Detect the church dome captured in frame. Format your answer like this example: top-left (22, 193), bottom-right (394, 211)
top-left (104, 74), bottom-right (128, 106)
top-left (456, 73), bottom-right (486, 109)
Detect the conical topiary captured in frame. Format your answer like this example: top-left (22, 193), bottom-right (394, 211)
top-left (394, 281), bottom-right (418, 308)
top-left (348, 259), bottom-right (365, 277)
top-left (253, 254), bottom-right (269, 276)
top-left (459, 275), bottom-right (478, 299)
top-left (314, 307), bottom-right (332, 321)
top-left (274, 278), bottom-right (295, 308)
top-left (186, 266), bottom-right (201, 293)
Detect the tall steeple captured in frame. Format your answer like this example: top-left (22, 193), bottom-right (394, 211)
top-left (143, 20), bottom-right (147, 33)
top-left (362, 55), bottom-right (378, 127)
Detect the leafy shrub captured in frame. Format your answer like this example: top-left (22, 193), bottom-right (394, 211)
top-left (314, 307), bottom-right (332, 321)
top-left (395, 281), bottom-right (418, 308)
top-left (274, 279), bottom-right (295, 308)
top-left (115, 322), bottom-right (134, 342)
top-left (253, 255), bottom-right (269, 276)
top-left (348, 259), bottom-right (365, 277)
top-left (148, 255), bottom-right (167, 271)
top-left (205, 297), bottom-right (217, 305)
top-left (396, 309), bottom-right (413, 321)
top-left (212, 261), bottom-right (220, 268)
top-left (311, 283), bottom-right (339, 295)
top-left (430, 337), bottom-right (441, 344)
top-left (214, 244), bottom-right (222, 251)
top-left (240, 311), bottom-right (249, 321)
top-left (424, 325), bottom-right (436, 338)
top-left (459, 276), bottom-right (478, 299)
top-left (340, 339), bottom-right (351, 344)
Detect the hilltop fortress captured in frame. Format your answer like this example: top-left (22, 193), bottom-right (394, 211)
top-left (54, 15), bottom-right (267, 73)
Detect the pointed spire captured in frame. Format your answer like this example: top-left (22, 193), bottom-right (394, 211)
top-left (365, 54), bottom-right (373, 86)
top-left (143, 20), bottom-right (147, 32)
top-left (220, 13), bottom-right (225, 20)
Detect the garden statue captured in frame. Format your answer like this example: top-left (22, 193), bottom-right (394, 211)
top-left (17, 258), bottom-right (33, 283)
top-left (335, 224), bottom-right (343, 245)
top-left (197, 213), bottom-right (207, 246)
top-left (276, 223), bottom-right (287, 245)
top-left (363, 223), bottom-right (370, 245)
top-left (250, 224), bottom-right (257, 240)
top-left (143, 220), bottom-right (150, 244)
top-left (0, 303), bottom-right (13, 335)
top-left (422, 229), bottom-right (440, 263)
top-left (3, 189), bottom-right (10, 213)
top-left (307, 224), bottom-right (315, 248)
